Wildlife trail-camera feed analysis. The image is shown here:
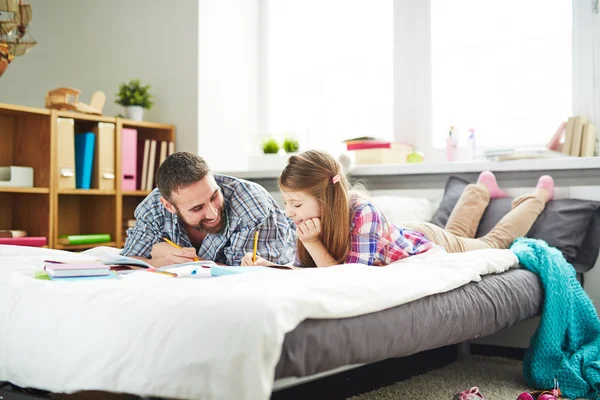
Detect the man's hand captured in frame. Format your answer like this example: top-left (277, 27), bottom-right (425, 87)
top-left (241, 252), bottom-right (273, 266)
top-left (150, 242), bottom-right (200, 266)
top-left (297, 218), bottom-right (322, 244)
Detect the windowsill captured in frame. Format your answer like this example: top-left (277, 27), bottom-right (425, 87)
top-left (217, 156), bottom-right (600, 180)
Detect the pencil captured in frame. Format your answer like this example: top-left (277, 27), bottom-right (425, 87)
top-left (163, 237), bottom-right (200, 262)
top-left (147, 268), bottom-right (178, 278)
top-left (252, 230), bottom-right (259, 263)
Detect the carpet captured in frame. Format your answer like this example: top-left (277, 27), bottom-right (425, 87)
top-left (348, 355), bottom-right (585, 400)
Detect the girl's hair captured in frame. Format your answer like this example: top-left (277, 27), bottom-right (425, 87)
top-left (279, 150), bottom-right (351, 267)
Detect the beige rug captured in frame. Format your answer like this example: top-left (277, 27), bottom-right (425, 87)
top-left (347, 355), bottom-right (583, 400)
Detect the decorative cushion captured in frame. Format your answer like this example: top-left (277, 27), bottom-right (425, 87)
top-left (371, 195), bottom-right (435, 225)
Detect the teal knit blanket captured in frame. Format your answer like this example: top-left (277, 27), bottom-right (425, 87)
top-left (511, 237), bottom-right (600, 399)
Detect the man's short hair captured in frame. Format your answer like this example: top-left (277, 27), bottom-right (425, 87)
top-left (156, 152), bottom-right (210, 201)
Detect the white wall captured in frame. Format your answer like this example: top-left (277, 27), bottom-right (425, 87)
top-left (0, 0), bottom-right (199, 154)
top-left (198, 0), bottom-right (258, 172)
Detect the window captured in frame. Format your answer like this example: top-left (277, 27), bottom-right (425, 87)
top-left (262, 0), bottom-right (393, 150)
top-left (430, 0), bottom-right (572, 148)
top-left (261, 1), bottom-right (595, 157)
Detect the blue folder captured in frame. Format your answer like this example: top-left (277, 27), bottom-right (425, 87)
top-left (74, 132), bottom-right (95, 189)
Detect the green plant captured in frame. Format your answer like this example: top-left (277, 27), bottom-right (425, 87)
top-left (262, 137), bottom-right (280, 154)
top-left (283, 136), bottom-right (299, 153)
top-left (115, 79), bottom-right (154, 109)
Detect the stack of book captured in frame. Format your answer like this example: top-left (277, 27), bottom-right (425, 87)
top-left (343, 137), bottom-right (414, 164)
top-left (484, 148), bottom-right (565, 161)
top-left (122, 127), bottom-right (175, 191)
top-left (560, 116), bottom-right (597, 157)
top-left (0, 230), bottom-right (47, 247)
top-left (483, 118), bottom-right (597, 161)
top-left (44, 261), bottom-right (111, 279)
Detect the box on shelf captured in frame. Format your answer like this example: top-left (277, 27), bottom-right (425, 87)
top-left (0, 166), bottom-right (34, 187)
top-left (248, 154), bottom-right (290, 172)
top-left (353, 142), bottom-right (414, 165)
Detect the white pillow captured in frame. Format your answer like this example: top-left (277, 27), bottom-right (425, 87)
top-left (370, 195), bottom-right (435, 225)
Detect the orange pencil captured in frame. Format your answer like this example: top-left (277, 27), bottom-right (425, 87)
top-left (147, 267), bottom-right (178, 278)
top-left (163, 237), bottom-right (200, 262)
top-left (252, 230), bottom-right (259, 263)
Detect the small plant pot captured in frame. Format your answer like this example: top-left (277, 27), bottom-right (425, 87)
top-left (125, 106), bottom-right (144, 121)
top-left (248, 153), bottom-right (289, 171)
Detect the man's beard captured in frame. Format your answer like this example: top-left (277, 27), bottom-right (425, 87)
top-left (177, 207), bottom-right (227, 234)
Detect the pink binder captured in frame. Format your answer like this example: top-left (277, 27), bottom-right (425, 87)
top-left (121, 128), bottom-right (138, 191)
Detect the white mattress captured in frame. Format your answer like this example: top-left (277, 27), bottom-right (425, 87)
top-left (0, 245), bottom-right (518, 400)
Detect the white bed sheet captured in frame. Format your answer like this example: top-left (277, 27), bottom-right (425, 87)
top-left (0, 245), bottom-right (518, 400)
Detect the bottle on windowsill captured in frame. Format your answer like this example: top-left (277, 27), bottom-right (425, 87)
top-left (446, 126), bottom-right (458, 162)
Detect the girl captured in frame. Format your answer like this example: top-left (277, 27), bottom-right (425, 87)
top-left (241, 150), bottom-right (554, 267)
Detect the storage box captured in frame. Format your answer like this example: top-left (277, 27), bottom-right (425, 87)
top-left (0, 166), bottom-right (34, 187)
top-left (353, 142), bottom-right (414, 164)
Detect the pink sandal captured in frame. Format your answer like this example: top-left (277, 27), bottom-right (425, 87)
top-left (453, 387), bottom-right (485, 400)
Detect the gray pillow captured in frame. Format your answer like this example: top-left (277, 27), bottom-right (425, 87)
top-left (431, 176), bottom-right (600, 272)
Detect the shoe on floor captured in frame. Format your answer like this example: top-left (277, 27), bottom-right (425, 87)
top-left (453, 386), bottom-right (485, 400)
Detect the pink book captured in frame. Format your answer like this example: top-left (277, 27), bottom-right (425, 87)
top-left (121, 128), bottom-right (138, 191)
top-left (44, 263), bottom-right (108, 271)
top-left (346, 141), bottom-right (392, 151)
top-left (0, 237), bottom-right (47, 246)
top-left (547, 121), bottom-right (566, 151)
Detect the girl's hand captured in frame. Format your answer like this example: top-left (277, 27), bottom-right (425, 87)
top-left (241, 252), bottom-right (271, 266)
top-left (297, 218), bottom-right (321, 244)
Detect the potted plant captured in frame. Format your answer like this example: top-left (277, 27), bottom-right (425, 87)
top-left (282, 136), bottom-right (299, 153)
top-left (262, 137), bottom-right (280, 154)
top-left (115, 79), bottom-right (154, 121)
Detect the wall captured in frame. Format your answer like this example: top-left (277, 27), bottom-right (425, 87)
top-left (0, 0), bottom-right (199, 154)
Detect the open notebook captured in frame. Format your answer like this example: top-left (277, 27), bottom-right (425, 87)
top-left (78, 247), bottom-right (293, 275)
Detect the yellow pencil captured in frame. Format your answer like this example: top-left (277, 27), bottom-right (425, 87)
top-left (163, 237), bottom-right (200, 262)
top-left (252, 230), bottom-right (259, 263)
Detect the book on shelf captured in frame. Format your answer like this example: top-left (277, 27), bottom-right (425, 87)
top-left (484, 147), bottom-right (566, 161)
top-left (121, 128), bottom-right (138, 191)
top-left (0, 237), bottom-right (47, 246)
top-left (58, 233), bottom-right (112, 245)
top-left (0, 230), bottom-right (27, 238)
top-left (135, 138), bottom-right (174, 191)
top-left (74, 132), bottom-right (96, 189)
top-left (561, 116), bottom-right (597, 157)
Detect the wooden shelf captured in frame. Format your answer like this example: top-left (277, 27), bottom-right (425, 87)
top-left (122, 190), bottom-right (152, 196)
top-left (58, 189), bottom-right (116, 195)
top-left (56, 110), bottom-right (117, 123)
top-left (119, 119), bottom-right (174, 130)
top-left (55, 241), bottom-right (116, 250)
top-left (0, 102), bottom-right (175, 250)
top-left (0, 187), bottom-right (49, 193)
top-left (0, 103), bottom-right (50, 117)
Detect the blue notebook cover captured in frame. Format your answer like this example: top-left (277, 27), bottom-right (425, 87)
top-left (74, 132), bottom-right (95, 189)
top-left (210, 265), bottom-right (289, 277)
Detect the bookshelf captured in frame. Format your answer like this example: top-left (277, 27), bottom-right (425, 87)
top-left (0, 102), bottom-right (175, 250)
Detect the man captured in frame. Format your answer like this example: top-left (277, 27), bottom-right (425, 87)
top-left (122, 152), bottom-right (296, 267)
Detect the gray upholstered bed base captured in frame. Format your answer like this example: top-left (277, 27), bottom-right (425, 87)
top-left (275, 267), bottom-right (542, 379)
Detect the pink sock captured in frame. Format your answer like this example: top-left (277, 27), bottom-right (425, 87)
top-left (477, 171), bottom-right (507, 198)
top-left (536, 175), bottom-right (554, 201)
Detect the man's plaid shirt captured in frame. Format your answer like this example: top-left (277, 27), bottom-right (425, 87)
top-left (121, 175), bottom-right (296, 265)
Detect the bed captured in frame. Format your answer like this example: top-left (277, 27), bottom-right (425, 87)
top-left (1, 245), bottom-right (522, 400)
top-left (1, 177), bottom-right (599, 400)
